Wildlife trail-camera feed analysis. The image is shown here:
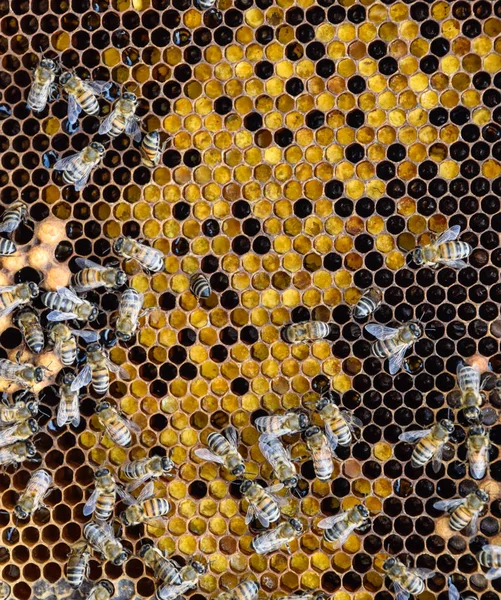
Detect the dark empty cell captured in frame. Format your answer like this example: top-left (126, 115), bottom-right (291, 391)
top-left (379, 57), bottom-right (397, 75)
top-left (232, 200), bottom-right (250, 218)
top-left (296, 24), bottom-right (314, 43)
top-left (172, 237), bottom-right (189, 256)
top-left (325, 179), bottom-right (343, 200)
top-left (255, 60), bottom-right (273, 79)
top-left (214, 96), bottom-right (232, 115)
top-left (232, 236), bottom-right (250, 255)
top-left (274, 128), bottom-right (293, 147)
top-left (483, 123), bottom-right (501, 143)
top-left (243, 112), bottom-right (262, 132)
top-left (172, 202), bottom-right (190, 220)
top-left (305, 110), bottom-right (324, 129)
top-left (484, 89), bottom-right (501, 108)
top-left (255, 25), bottom-right (273, 44)
top-left (316, 58), bottom-right (334, 78)
top-left (252, 236), bottom-right (270, 254)
top-left (346, 109), bottom-right (364, 128)
top-left (346, 143), bottom-right (364, 163)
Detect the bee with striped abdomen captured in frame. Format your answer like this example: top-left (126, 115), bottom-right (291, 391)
top-left (71, 343), bottom-right (129, 396)
top-left (71, 257), bottom-right (127, 293)
top-left (258, 433), bottom-right (299, 489)
top-left (457, 363), bottom-right (486, 422)
top-left (56, 372), bottom-right (82, 428)
top-left (352, 287), bottom-right (383, 320)
top-left (399, 418), bottom-right (454, 472)
top-left (14, 309), bottom-right (44, 354)
top-left (478, 545), bottom-right (501, 580)
top-left (254, 411), bottom-right (310, 437)
top-left (467, 424), bottom-right (490, 480)
top-left (314, 393), bottom-right (363, 448)
top-left (365, 321), bottom-right (423, 375)
top-left (155, 558), bottom-right (208, 600)
top-left (141, 130), bottom-right (169, 168)
top-left (59, 72), bottom-right (111, 125)
top-left (138, 543), bottom-right (183, 585)
top-left (317, 504), bottom-right (370, 545)
top-left (66, 543), bottom-right (91, 588)
top-left (27, 57), bottom-right (58, 113)
top-left (119, 480), bottom-right (171, 527)
top-left (0, 440), bottom-right (36, 468)
top-left (0, 201), bottom-right (28, 235)
top-left (0, 238), bottom-right (16, 257)
top-left (434, 489), bottom-right (489, 534)
top-left (0, 358), bottom-right (49, 389)
top-left (84, 467), bottom-right (129, 521)
top-left (383, 558), bottom-right (435, 600)
top-left (14, 469), bottom-right (52, 520)
top-left (0, 282), bottom-right (39, 318)
top-left (194, 426), bottom-right (245, 476)
top-left (0, 396), bottom-right (39, 426)
top-left (215, 580), bottom-right (259, 600)
top-left (84, 520), bottom-right (129, 566)
top-left (412, 225), bottom-right (472, 269)
top-left (304, 426), bottom-right (337, 482)
top-left (94, 401), bottom-right (141, 447)
top-left (121, 454), bottom-right (175, 492)
top-left (240, 480), bottom-right (284, 528)
top-left (0, 418), bottom-right (39, 448)
top-left (54, 141), bottom-right (106, 191)
top-left (190, 273), bottom-right (211, 299)
top-left (251, 517), bottom-right (303, 554)
top-left (99, 92), bottom-right (141, 141)
top-left (281, 321), bottom-right (331, 344)
top-left (114, 237), bottom-right (165, 273)
top-left (49, 323), bottom-right (98, 366)
top-left (86, 581), bottom-right (115, 600)
top-left (115, 288), bottom-right (145, 342)
top-left (194, 0), bottom-right (216, 9)
top-left (43, 286), bottom-right (99, 323)
top-left (0, 583), bottom-right (9, 600)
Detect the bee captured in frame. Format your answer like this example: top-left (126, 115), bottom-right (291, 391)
top-left (317, 504), bottom-right (370, 545)
top-left (14, 309), bottom-right (44, 354)
top-left (14, 469), bottom-right (52, 520)
top-left (467, 424), bottom-right (490, 480)
top-left (194, 0), bottom-right (217, 9)
top-left (251, 517), bottom-right (303, 554)
top-left (71, 343), bottom-right (129, 396)
top-left (27, 57), bottom-right (58, 113)
top-left (194, 426), bottom-right (245, 476)
top-left (140, 130), bottom-right (169, 168)
top-left (119, 480), bottom-right (171, 527)
top-left (478, 545), bottom-right (501, 580)
top-left (0, 418), bottom-right (39, 448)
top-left (98, 92), bottom-right (141, 141)
top-left (71, 257), bottom-right (127, 293)
top-left (434, 489), bottom-right (489, 534)
top-left (0, 582), bottom-right (9, 600)
top-left (314, 394), bottom-right (363, 448)
top-left (398, 419), bottom-right (455, 472)
top-left (0, 201), bottom-right (28, 235)
top-left (190, 273), bottom-right (211, 299)
top-left (274, 594), bottom-right (326, 600)
top-left (304, 426), bottom-right (337, 482)
top-left (121, 454), bottom-right (175, 492)
top-left (138, 543), bottom-right (183, 584)
top-left (66, 543), bottom-right (91, 588)
top-left (0, 440), bottom-right (36, 468)
top-left (84, 520), bottom-right (129, 566)
top-left (155, 558), bottom-right (208, 600)
top-left (412, 225), bottom-right (472, 269)
top-left (86, 581), bottom-right (115, 600)
top-left (215, 580), bottom-right (259, 600)
top-left (383, 558), bottom-right (435, 600)
top-left (94, 401), bottom-right (141, 447)
top-left (53, 142), bottom-right (106, 191)
top-left (43, 286), bottom-right (99, 323)
top-left (0, 396), bottom-right (39, 426)
top-left (240, 480), bottom-right (284, 528)
top-left (49, 323), bottom-right (99, 366)
top-left (0, 239), bottom-right (16, 257)
top-left (0, 358), bottom-right (49, 389)
top-left (457, 363), bottom-right (485, 422)
top-left (59, 72), bottom-right (111, 125)
top-left (0, 282), bottom-right (39, 318)
top-left (281, 321), bottom-right (331, 344)
top-left (115, 288), bottom-right (145, 342)
top-left (56, 372), bottom-right (82, 428)
top-left (352, 287), bottom-right (383, 320)
top-left (114, 237), bottom-right (164, 273)
top-left (365, 321), bottom-right (423, 375)
top-left (258, 433), bottom-right (299, 489)
top-left (83, 467), bottom-right (129, 521)
top-left (254, 411), bottom-right (310, 438)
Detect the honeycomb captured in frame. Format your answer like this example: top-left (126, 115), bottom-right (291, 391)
top-left (1, 0), bottom-right (501, 598)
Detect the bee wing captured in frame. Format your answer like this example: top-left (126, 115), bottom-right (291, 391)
top-left (70, 365), bottom-right (92, 391)
top-left (340, 410), bottom-right (364, 430)
top-left (324, 426), bottom-right (339, 454)
top-left (259, 434), bottom-right (295, 471)
top-left (433, 499), bottom-right (465, 512)
top-left (486, 568), bottom-right (501, 581)
top-left (253, 504), bottom-right (271, 528)
top-left (448, 580), bottom-right (460, 600)
top-left (116, 485), bottom-right (136, 505)
top-left (136, 481), bottom-right (155, 503)
top-left (74, 166), bottom-right (94, 192)
top-left (245, 502), bottom-right (257, 525)
top-left (0, 220), bottom-right (18, 233)
top-left (157, 582), bottom-right (194, 600)
top-left (413, 568), bottom-right (435, 580)
top-left (0, 300), bottom-right (23, 318)
top-left (435, 225), bottom-right (461, 245)
top-left (432, 443), bottom-right (445, 473)
top-left (56, 397), bottom-right (68, 427)
top-left (106, 359), bottom-right (130, 380)
top-left (254, 415), bottom-right (292, 437)
top-left (120, 414), bottom-right (141, 435)
top-left (194, 448), bottom-right (225, 465)
top-left (57, 286), bottom-right (84, 304)
top-left (53, 339), bottom-right (63, 360)
top-left (267, 483), bottom-right (285, 493)
top-left (468, 443), bottom-right (488, 480)
top-left (67, 93), bottom-right (83, 125)
top-left (47, 311), bottom-right (79, 322)
top-left (84, 80), bottom-right (112, 95)
top-left (54, 152), bottom-right (80, 171)
top-left (125, 117), bottom-right (142, 142)
top-left (464, 512), bottom-right (479, 537)
top-left (254, 529), bottom-right (285, 552)
top-left (392, 581), bottom-right (410, 600)
top-left (70, 329), bottom-right (99, 343)
top-left (388, 344), bottom-right (410, 375)
top-left (398, 429), bottom-right (432, 443)
top-left (223, 425), bottom-right (239, 449)
top-left (75, 257), bottom-right (105, 271)
top-left (318, 512), bottom-right (348, 529)
top-left (70, 394), bottom-right (81, 427)
top-left (82, 488), bottom-right (100, 516)
top-left (98, 109), bottom-right (117, 136)
top-left (439, 259), bottom-right (468, 269)
top-left (124, 472), bottom-right (152, 492)
top-left (365, 324), bottom-right (399, 341)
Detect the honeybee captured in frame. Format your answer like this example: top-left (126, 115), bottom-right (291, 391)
top-left (412, 225), bottom-right (472, 269)
top-left (0, 358), bottom-right (49, 389)
top-left (251, 517), bottom-right (303, 554)
top-left (94, 401), bottom-right (141, 447)
top-left (66, 543), bottom-right (91, 588)
top-left (0, 418), bottom-right (39, 448)
top-left (71, 343), bottom-right (129, 395)
top-left (0, 282), bottom-right (39, 318)
top-left (155, 558), bottom-right (208, 600)
top-left (365, 321), bottom-right (423, 375)
top-left (467, 424), bottom-right (490, 480)
top-left (140, 130), bottom-right (169, 168)
top-left (281, 321), bottom-right (331, 344)
top-left (477, 545), bottom-right (501, 580)
top-left (27, 57), bottom-right (58, 112)
top-left (399, 419), bottom-right (454, 472)
top-left (54, 142), bottom-right (106, 191)
top-left (317, 504), bottom-right (370, 545)
top-left (254, 411), bottom-right (310, 437)
top-left (14, 469), bottom-right (52, 519)
top-left (0, 239), bottom-right (16, 257)
top-left (383, 558), bottom-right (435, 600)
top-left (121, 454), bottom-right (175, 492)
top-left (86, 581), bottom-right (115, 600)
top-left (258, 433), bottom-right (299, 489)
top-left (0, 582), bottom-right (10, 600)
top-left (84, 467), bottom-right (129, 521)
top-left (43, 286), bottom-right (99, 323)
top-left (195, 0), bottom-right (217, 9)
top-left (56, 373), bottom-right (81, 428)
top-left (14, 309), bottom-right (44, 354)
top-left (0, 396), bottom-right (39, 426)
top-left (138, 543), bottom-right (183, 584)
top-left (304, 426), bottom-right (337, 481)
top-left (275, 594), bottom-right (326, 600)
top-left (0, 201), bottom-right (28, 234)
top-left (0, 440), bottom-right (36, 467)
top-left (352, 287), bottom-right (383, 320)
top-left (457, 363), bottom-right (486, 422)
top-left (215, 580), bottom-right (259, 600)
top-left (434, 489), bottom-right (489, 534)
top-left (114, 237), bottom-right (165, 273)
top-left (240, 480), bottom-right (284, 528)
top-left (194, 426), bottom-right (245, 476)
top-left (119, 480), bottom-right (170, 527)
top-left (115, 288), bottom-right (145, 342)
top-left (72, 257), bottom-right (127, 293)
top-left (59, 72), bottom-right (111, 124)
top-left (49, 323), bottom-right (99, 366)
top-left (190, 273), bottom-right (211, 299)
top-left (84, 520), bottom-right (129, 566)
top-left (314, 394), bottom-right (363, 448)
top-left (98, 92), bottom-right (141, 141)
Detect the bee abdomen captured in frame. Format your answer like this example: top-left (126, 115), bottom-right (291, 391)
top-left (353, 296), bottom-right (377, 319)
top-left (410, 439), bottom-right (435, 468)
top-left (234, 581), bottom-right (259, 600)
top-left (329, 420), bottom-right (351, 446)
top-left (190, 273), bottom-right (211, 298)
top-left (79, 92), bottom-right (99, 115)
top-left (207, 432), bottom-right (229, 455)
top-left (314, 460), bottom-right (334, 481)
top-left (60, 339), bottom-right (77, 365)
top-left (258, 496), bottom-right (281, 523)
top-left (109, 115), bottom-right (127, 138)
top-left (441, 241), bottom-right (472, 260)
top-left (323, 523), bottom-right (345, 543)
top-left (143, 498), bottom-right (170, 518)
top-left (478, 549), bottom-right (501, 568)
top-left (373, 340), bottom-right (394, 358)
top-left (25, 330), bottom-right (44, 354)
top-left (0, 239), bottom-right (16, 256)
top-left (449, 507), bottom-right (471, 531)
top-left (95, 492), bottom-right (115, 521)
top-left (195, 0), bottom-right (217, 8)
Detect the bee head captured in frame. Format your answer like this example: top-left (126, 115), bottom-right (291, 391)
top-left (116, 328), bottom-right (132, 342)
top-left (26, 441), bottom-right (36, 457)
top-left (476, 489), bottom-right (489, 503)
top-left (27, 418), bottom-right (39, 434)
top-left (96, 467), bottom-right (110, 477)
top-left (115, 270), bottom-right (127, 287)
top-left (14, 505), bottom-right (29, 520)
top-left (231, 463), bottom-right (246, 476)
top-left (59, 72), bottom-right (72, 85)
top-left (28, 282), bottom-right (39, 298)
top-left (316, 397), bottom-right (329, 411)
top-left (289, 518), bottom-right (303, 532)
top-left (240, 480), bottom-right (252, 494)
top-left (122, 92), bottom-right (137, 102)
top-left (119, 511), bottom-right (130, 526)
top-left (88, 305), bottom-right (99, 322)
top-left (440, 419), bottom-right (455, 433)
top-left (409, 322), bottom-right (422, 337)
top-left (383, 558), bottom-right (396, 571)
top-left (138, 543), bottom-right (152, 557)
top-left (34, 367), bottom-right (46, 383)
top-left (90, 142), bottom-right (105, 155)
top-left (357, 504), bottom-right (369, 518)
top-left (413, 247), bottom-right (424, 265)
top-left (99, 581), bottom-right (115, 596)
top-left (284, 476), bottom-right (298, 488)
top-left (161, 457), bottom-right (174, 471)
top-left (113, 552), bottom-right (127, 566)
top-left (87, 342), bottom-right (101, 353)
top-left (192, 560), bottom-right (207, 574)
top-left (41, 58), bottom-right (56, 70)
top-left (113, 237), bottom-right (125, 254)
top-left (464, 407), bottom-right (481, 422)
top-left (305, 426), bottom-right (320, 438)
top-left (298, 412), bottom-right (310, 430)
top-left (26, 401), bottom-right (38, 416)
top-left (62, 372), bottom-right (75, 385)
top-left (469, 424), bottom-right (485, 436)
top-left (96, 402), bottom-right (110, 413)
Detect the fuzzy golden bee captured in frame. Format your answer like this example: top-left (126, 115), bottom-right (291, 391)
top-left (251, 517), bottom-right (303, 554)
top-left (258, 433), bottom-right (299, 489)
top-left (281, 321), bottom-right (331, 343)
top-left (49, 323), bottom-right (98, 366)
top-left (0, 201), bottom-right (28, 234)
top-left (457, 363), bottom-right (486, 422)
top-left (365, 321), bottom-right (423, 375)
top-left (114, 237), bottom-right (165, 273)
top-left (0, 418), bottom-right (39, 448)
top-left (14, 309), bottom-right (44, 354)
top-left (194, 426), bottom-right (245, 476)
top-left (71, 257), bottom-right (127, 293)
top-left (84, 467), bottom-right (128, 521)
top-left (115, 288), bottom-right (145, 342)
top-left (138, 543), bottom-right (184, 585)
top-left (59, 72), bottom-right (111, 124)
top-left (478, 545), bottom-right (501, 580)
top-left (215, 581), bottom-right (259, 600)
top-left (314, 393), bottom-right (363, 448)
top-left (27, 57), bottom-right (58, 113)
top-left (467, 424), bottom-right (490, 480)
top-left (155, 558), bottom-right (208, 600)
top-left (99, 92), bottom-right (141, 141)
top-left (121, 454), bottom-right (175, 492)
top-left (85, 581), bottom-right (114, 600)
top-left (43, 286), bottom-right (99, 323)
top-left (434, 489), bottom-right (489, 534)
top-left (399, 419), bottom-right (454, 472)
top-left (119, 481), bottom-right (170, 527)
top-left (304, 425), bottom-right (337, 481)
top-left (352, 287), bottom-right (383, 320)
top-left (66, 543), bottom-right (91, 589)
top-left (0, 396), bottom-right (40, 426)
top-left (412, 225), bottom-right (472, 269)
top-left (71, 343), bottom-right (129, 396)
top-left (383, 558), bottom-right (435, 600)
top-left (94, 401), bottom-right (140, 447)
top-left (0, 358), bottom-right (49, 389)
top-left (0, 440), bottom-right (36, 468)
top-left (84, 520), bottom-right (129, 566)
top-left (254, 411), bottom-right (309, 437)
top-left (240, 480), bottom-right (284, 528)
top-left (54, 142), bottom-right (106, 191)
top-left (0, 282), bottom-right (39, 318)
top-left (317, 504), bottom-right (370, 545)
top-left (14, 469), bottom-right (52, 520)
top-left (56, 372), bottom-right (82, 428)
top-left (140, 130), bottom-right (169, 168)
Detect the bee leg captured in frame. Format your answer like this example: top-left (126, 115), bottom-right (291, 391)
top-left (1, 393), bottom-right (11, 407)
top-left (285, 542), bottom-right (292, 554)
top-left (15, 351), bottom-right (22, 364)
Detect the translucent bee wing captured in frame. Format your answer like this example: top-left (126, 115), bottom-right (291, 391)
top-left (54, 152), bottom-right (80, 171)
top-left (73, 167), bottom-right (94, 192)
top-left (435, 225), bottom-right (461, 245)
top-left (47, 311), bottom-right (79, 322)
top-left (53, 339), bottom-right (63, 361)
top-left (333, 524), bottom-right (357, 547)
top-left (75, 257), bottom-right (106, 271)
top-left (194, 448), bottom-right (225, 465)
top-left (398, 429), bottom-right (432, 443)
top-left (259, 434), bottom-right (295, 471)
top-left (106, 359), bottom-right (129, 380)
top-left (324, 426), bottom-right (339, 454)
top-left (82, 488), bottom-right (99, 516)
top-left (267, 483), bottom-right (285, 493)
top-left (340, 410), bottom-right (364, 430)
top-left (98, 110), bottom-right (117, 136)
top-left (0, 300), bottom-right (23, 318)
top-left (0, 220), bottom-right (18, 233)
top-left (223, 425), bottom-right (239, 448)
top-left (70, 394), bottom-right (80, 427)
top-left (432, 443), bottom-right (445, 473)
top-left (0, 285), bottom-right (17, 293)
top-left (480, 544), bottom-right (501, 552)
top-left (448, 580), bottom-right (460, 600)
top-left (67, 93), bottom-right (83, 125)
top-left (253, 504), bottom-right (271, 528)
top-left (387, 344), bottom-right (409, 375)
top-left (318, 512), bottom-right (348, 529)
top-left (84, 80), bottom-right (112, 94)
top-left (468, 443), bottom-right (488, 480)
top-left (365, 323), bottom-right (399, 341)
top-left (486, 568), bottom-right (501, 581)
top-left (245, 502), bottom-right (256, 525)
top-left (125, 117), bottom-right (142, 142)
top-left (56, 397), bottom-right (68, 427)
top-left (124, 473), bottom-right (152, 492)
top-left (121, 414), bottom-right (141, 435)
top-left (136, 481), bottom-right (155, 503)
top-left (71, 330), bottom-right (99, 343)
top-left (393, 582), bottom-right (410, 600)
top-left (439, 259), bottom-right (468, 269)
top-left (57, 286), bottom-right (84, 304)
top-left (413, 568), bottom-right (435, 580)
top-left (157, 582), bottom-right (194, 600)
top-left (464, 512), bottom-right (479, 537)
top-left (71, 365), bottom-right (92, 391)
top-left (433, 499), bottom-right (465, 512)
